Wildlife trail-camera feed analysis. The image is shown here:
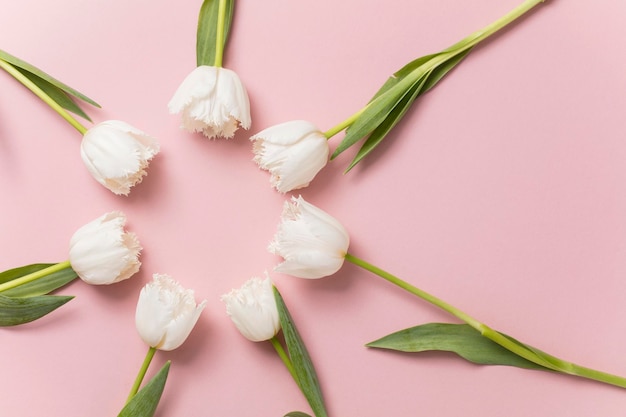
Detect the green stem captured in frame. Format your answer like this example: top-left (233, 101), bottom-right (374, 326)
top-left (0, 261), bottom-right (72, 293)
top-left (0, 59), bottom-right (87, 134)
top-left (213, 0), bottom-right (227, 67)
top-left (345, 253), bottom-right (626, 388)
top-left (270, 336), bottom-right (299, 385)
top-left (322, 0), bottom-right (545, 141)
top-left (323, 107), bottom-right (365, 139)
top-left (126, 346), bottom-right (157, 403)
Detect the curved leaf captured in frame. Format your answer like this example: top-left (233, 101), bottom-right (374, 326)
top-left (0, 48), bottom-right (100, 114)
top-left (118, 361), bottom-right (171, 417)
top-left (285, 413), bottom-right (313, 417)
top-left (0, 294), bottom-right (74, 326)
top-left (273, 286), bottom-right (328, 417)
top-left (0, 263), bottom-right (77, 297)
top-left (196, 0), bottom-right (235, 66)
top-left (367, 323), bottom-right (550, 370)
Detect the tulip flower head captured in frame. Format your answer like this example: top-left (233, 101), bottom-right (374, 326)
top-left (69, 211), bottom-right (141, 285)
top-left (80, 120), bottom-right (160, 196)
top-left (135, 274), bottom-right (206, 351)
top-left (270, 196), bottom-right (350, 279)
top-left (250, 120), bottom-right (329, 193)
top-left (221, 275), bottom-right (280, 342)
top-left (168, 65), bottom-right (251, 139)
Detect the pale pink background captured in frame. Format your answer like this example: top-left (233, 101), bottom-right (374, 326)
top-left (1, 0), bottom-right (626, 416)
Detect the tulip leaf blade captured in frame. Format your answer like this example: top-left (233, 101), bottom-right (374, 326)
top-left (273, 286), bottom-right (328, 417)
top-left (0, 48), bottom-right (100, 118)
top-left (285, 413), bottom-right (313, 417)
top-left (0, 263), bottom-right (77, 297)
top-left (118, 361), bottom-right (171, 417)
top-left (367, 323), bottom-right (550, 371)
top-left (332, 47), bottom-right (474, 171)
top-left (197, 0), bottom-right (235, 66)
top-left (0, 294), bottom-right (74, 326)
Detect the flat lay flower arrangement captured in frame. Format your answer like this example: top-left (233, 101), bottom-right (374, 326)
top-left (1, 0), bottom-right (626, 416)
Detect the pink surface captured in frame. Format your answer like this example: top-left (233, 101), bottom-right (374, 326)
top-left (1, 0), bottom-right (626, 415)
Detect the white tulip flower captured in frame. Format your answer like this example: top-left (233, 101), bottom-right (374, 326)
top-left (68, 211), bottom-right (142, 285)
top-left (168, 65), bottom-right (251, 139)
top-left (250, 120), bottom-right (329, 193)
top-left (80, 120), bottom-right (160, 196)
top-left (135, 274), bottom-right (206, 351)
top-left (270, 196), bottom-right (350, 279)
top-left (221, 275), bottom-right (280, 342)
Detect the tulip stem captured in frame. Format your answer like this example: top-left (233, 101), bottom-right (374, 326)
top-left (270, 336), bottom-right (299, 384)
top-left (344, 252), bottom-right (626, 388)
top-left (0, 58), bottom-right (88, 135)
top-left (323, 107), bottom-right (366, 139)
top-left (0, 261), bottom-right (73, 293)
top-left (214, 0), bottom-right (228, 67)
top-left (126, 346), bottom-right (157, 403)
top-left (322, 0), bottom-right (545, 142)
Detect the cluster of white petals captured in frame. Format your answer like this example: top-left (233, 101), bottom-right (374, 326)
top-left (250, 120), bottom-right (329, 193)
top-left (168, 65), bottom-right (251, 139)
top-left (81, 120), bottom-right (160, 196)
top-left (221, 275), bottom-right (280, 342)
top-left (270, 196), bottom-right (350, 279)
top-left (135, 274), bottom-right (207, 351)
top-left (68, 211), bottom-right (141, 285)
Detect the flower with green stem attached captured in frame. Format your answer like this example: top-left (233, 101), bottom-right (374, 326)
top-left (0, 52), bottom-right (160, 196)
top-left (251, 0), bottom-right (548, 193)
top-left (269, 196), bottom-right (626, 390)
top-left (126, 274), bottom-right (206, 404)
top-left (169, 0), bottom-right (250, 138)
top-left (222, 275), bottom-right (329, 417)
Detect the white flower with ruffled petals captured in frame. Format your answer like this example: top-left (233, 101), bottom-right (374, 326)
top-left (221, 275), bottom-right (280, 342)
top-left (80, 120), bottom-right (160, 196)
top-left (69, 211), bottom-right (141, 285)
top-left (168, 65), bottom-right (251, 139)
top-left (135, 274), bottom-right (206, 351)
top-left (270, 196), bottom-right (350, 279)
top-left (251, 120), bottom-right (329, 193)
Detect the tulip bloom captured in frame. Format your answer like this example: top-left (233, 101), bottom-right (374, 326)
top-left (270, 196), bottom-right (350, 279)
top-left (69, 211), bottom-right (141, 285)
top-left (222, 275), bottom-right (280, 342)
top-left (135, 274), bottom-right (206, 351)
top-left (168, 65), bottom-right (251, 139)
top-left (250, 120), bottom-right (329, 193)
top-left (81, 120), bottom-right (160, 196)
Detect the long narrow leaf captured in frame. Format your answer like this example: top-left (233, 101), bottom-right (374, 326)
top-left (0, 294), bottom-right (74, 326)
top-left (273, 286), bottom-right (328, 417)
top-left (196, 0), bottom-right (235, 66)
top-left (345, 73), bottom-right (429, 172)
top-left (345, 48), bottom-right (473, 171)
top-left (0, 263), bottom-right (77, 297)
top-left (331, 70), bottom-right (423, 160)
top-left (285, 413), bottom-right (313, 417)
top-left (0, 49), bottom-right (100, 109)
top-left (367, 323), bottom-right (550, 371)
top-left (118, 361), bottom-right (171, 417)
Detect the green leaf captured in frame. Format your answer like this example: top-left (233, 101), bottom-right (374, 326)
top-left (118, 361), bottom-right (171, 417)
top-left (331, 47), bottom-right (474, 170)
top-left (367, 323), bottom-right (550, 371)
top-left (344, 48), bottom-right (473, 172)
top-left (345, 72), bottom-right (429, 172)
top-left (0, 294), bottom-right (74, 326)
top-left (0, 48), bottom-right (100, 117)
top-left (196, 0), bottom-right (235, 66)
top-left (0, 263), bottom-right (77, 297)
top-left (273, 286), bottom-right (328, 417)
top-left (285, 413), bottom-right (313, 417)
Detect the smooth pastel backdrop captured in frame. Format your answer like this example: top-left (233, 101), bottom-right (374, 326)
top-left (1, 0), bottom-right (626, 416)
